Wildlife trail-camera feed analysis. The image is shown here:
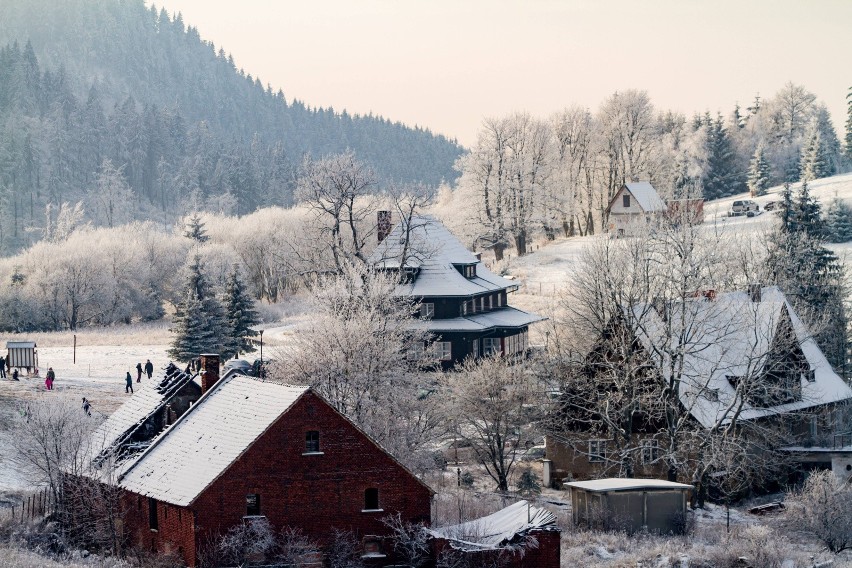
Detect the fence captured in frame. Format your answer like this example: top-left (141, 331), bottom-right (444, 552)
top-left (518, 281), bottom-right (561, 297)
top-left (1, 487), bottom-right (52, 523)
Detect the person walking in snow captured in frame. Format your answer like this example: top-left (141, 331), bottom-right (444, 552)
top-left (45, 367), bottom-right (55, 390)
top-left (125, 371), bottom-right (133, 394)
top-left (144, 359), bottom-right (154, 379)
top-left (0, 356), bottom-right (5, 378)
top-left (82, 397), bottom-right (91, 416)
top-left (135, 362), bottom-right (143, 383)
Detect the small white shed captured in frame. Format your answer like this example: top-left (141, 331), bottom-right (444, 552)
top-left (565, 478), bottom-right (693, 534)
top-left (7, 341), bottom-right (38, 370)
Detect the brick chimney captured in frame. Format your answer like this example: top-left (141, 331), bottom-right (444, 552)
top-left (748, 283), bottom-right (762, 303)
top-left (199, 354), bottom-right (220, 393)
top-left (377, 211), bottom-right (392, 243)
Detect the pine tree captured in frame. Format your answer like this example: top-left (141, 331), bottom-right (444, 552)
top-left (703, 114), bottom-right (744, 199)
top-left (747, 142), bottom-right (771, 196)
top-left (222, 266), bottom-right (260, 359)
top-left (845, 86), bottom-right (852, 162)
top-left (825, 197), bottom-right (852, 243)
top-left (767, 181), bottom-right (848, 374)
top-left (800, 124), bottom-right (828, 182)
top-left (184, 213), bottom-right (208, 243)
top-left (168, 256), bottom-right (226, 361)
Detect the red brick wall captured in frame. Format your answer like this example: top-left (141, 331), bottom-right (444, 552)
top-left (177, 391), bottom-right (432, 565)
top-left (122, 492), bottom-right (196, 565)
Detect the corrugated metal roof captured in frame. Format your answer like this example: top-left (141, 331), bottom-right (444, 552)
top-left (119, 376), bottom-right (308, 506)
top-left (565, 478), bottom-right (693, 492)
top-left (428, 500), bottom-right (556, 550)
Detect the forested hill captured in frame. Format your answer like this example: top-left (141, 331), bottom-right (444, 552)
top-left (0, 0), bottom-right (463, 253)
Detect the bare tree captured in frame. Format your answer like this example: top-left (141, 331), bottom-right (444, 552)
top-left (380, 513), bottom-right (430, 568)
top-left (445, 356), bottom-right (541, 491)
top-left (787, 469), bottom-right (852, 553)
top-left (86, 159), bottom-right (135, 229)
top-left (295, 150), bottom-right (378, 273)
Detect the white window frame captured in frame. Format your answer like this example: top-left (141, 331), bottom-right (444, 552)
top-left (483, 338), bottom-right (502, 356)
top-left (641, 440), bottom-right (659, 464)
top-left (588, 440), bottom-right (607, 463)
top-left (407, 341), bottom-right (426, 361)
top-left (420, 303), bottom-right (435, 319)
top-left (434, 341), bottom-right (452, 361)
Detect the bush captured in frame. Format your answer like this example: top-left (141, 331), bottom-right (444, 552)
top-left (787, 469), bottom-right (852, 553)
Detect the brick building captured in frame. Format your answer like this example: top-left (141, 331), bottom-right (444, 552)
top-left (369, 214), bottom-right (544, 367)
top-left (84, 355), bottom-right (432, 566)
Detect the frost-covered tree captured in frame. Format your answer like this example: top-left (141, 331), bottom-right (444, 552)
top-left (747, 142), bottom-right (771, 197)
top-left (800, 123), bottom-right (829, 182)
top-left (183, 213), bottom-right (208, 243)
top-left (788, 470), bottom-right (852, 553)
top-left (703, 113), bottom-right (743, 199)
top-left (86, 159), bottom-right (134, 228)
top-left (222, 266), bottom-right (259, 359)
top-left (824, 197), bottom-right (852, 243)
top-left (846, 86), bottom-right (852, 162)
top-left (168, 255), bottom-right (226, 362)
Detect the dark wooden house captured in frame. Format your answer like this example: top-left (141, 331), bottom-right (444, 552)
top-left (369, 215), bottom-right (544, 367)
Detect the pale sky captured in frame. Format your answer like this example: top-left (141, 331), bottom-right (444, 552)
top-left (153, 0), bottom-right (850, 146)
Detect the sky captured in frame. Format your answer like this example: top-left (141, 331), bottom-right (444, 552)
top-left (152, 0), bottom-right (850, 146)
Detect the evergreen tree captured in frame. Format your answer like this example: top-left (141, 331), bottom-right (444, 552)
top-left (846, 86), bottom-right (852, 162)
top-left (222, 266), bottom-right (260, 359)
top-left (767, 182), bottom-right (848, 375)
top-left (747, 142), bottom-right (771, 196)
top-left (824, 197), bottom-right (852, 243)
top-left (168, 256), bottom-right (226, 361)
top-left (184, 213), bottom-right (208, 243)
top-left (702, 114), bottom-right (744, 199)
top-left (800, 123), bottom-right (829, 182)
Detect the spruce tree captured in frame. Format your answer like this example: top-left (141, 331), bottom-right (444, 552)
top-left (184, 213), bottom-right (209, 243)
top-left (747, 142), bottom-right (771, 197)
top-left (767, 182), bottom-right (848, 375)
top-left (222, 266), bottom-right (260, 359)
top-left (168, 256), bottom-right (226, 362)
top-left (825, 197), bottom-right (852, 243)
top-left (800, 124), bottom-right (828, 182)
top-left (703, 114), bottom-right (744, 199)
top-left (845, 86), bottom-right (852, 162)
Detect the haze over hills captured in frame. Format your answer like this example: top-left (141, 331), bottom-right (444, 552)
top-left (0, 0), bottom-right (464, 253)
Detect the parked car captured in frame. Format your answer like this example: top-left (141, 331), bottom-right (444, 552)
top-left (763, 200), bottom-right (778, 211)
top-left (729, 199), bottom-right (759, 216)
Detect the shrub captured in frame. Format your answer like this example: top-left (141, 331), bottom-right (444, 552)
top-left (787, 469), bottom-right (852, 553)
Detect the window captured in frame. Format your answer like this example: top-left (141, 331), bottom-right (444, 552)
top-left (623, 194), bottom-right (631, 208)
top-left (488, 295), bottom-right (493, 310)
top-left (496, 293), bottom-right (503, 307)
top-left (246, 494), bottom-right (261, 516)
top-left (701, 388), bottom-right (720, 402)
top-left (588, 440), bottom-right (607, 463)
top-left (305, 431), bottom-right (320, 453)
top-left (364, 488), bottom-right (380, 511)
top-left (407, 341), bottom-right (426, 360)
top-left (148, 497), bottom-right (158, 531)
top-left (472, 339), bottom-right (480, 358)
top-left (434, 342), bottom-right (452, 361)
top-left (461, 302), bottom-right (468, 316)
top-left (480, 296), bottom-right (485, 311)
top-left (805, 369), bottom-right (816, 383)
top-left (420, 303), bottom-right (434, 318)
top-left (641, 440), bottom-right (659, 464)
top-left (483, 338), bottom-right (502, 356)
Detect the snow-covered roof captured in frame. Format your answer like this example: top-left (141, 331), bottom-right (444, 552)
top-left (628, 286), bottom-right (852, 428)
top-left (6, 341), bottom-right (36, 348)
top-left (427, 500), bottom-right (557, 551)
top-left (85, 364), bottom-right (197, 470)
top-left (119, 375), bottom-right (308, 506)
top-left (565, 478), bottom-right (693, 492)
top-left (409, 307), bottom-right (546, 333)
top-left (607, 182), bottom-right (666, 214)
top-left (369, 216), bottom-right (519, 297)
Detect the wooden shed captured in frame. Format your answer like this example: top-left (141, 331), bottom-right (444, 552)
top-left (565, 478), bottom-right (693, 534)
top-left (6, 341), bottom-right (38, 371)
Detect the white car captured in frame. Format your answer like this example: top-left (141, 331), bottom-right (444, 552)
top-left (729, 199), bottom-right (759, 216)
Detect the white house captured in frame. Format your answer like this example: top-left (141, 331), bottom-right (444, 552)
top-left (605, 181), bottom-right (666, 236)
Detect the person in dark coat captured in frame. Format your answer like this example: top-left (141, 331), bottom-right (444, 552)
top-left (144, 359), bottom-right (154, 379)
top-left (125, 371), bottom-right (133, 394)
top-left (82, 397), bottom-right (91, 416)
top-left (135, 362), bottom-right (143, 383)
top-left (0, 356), bottom-right (5, 378)
top-left (45, 367), bottom-right (55, 390)
top-left (12, 369), bottom-right (19, 381)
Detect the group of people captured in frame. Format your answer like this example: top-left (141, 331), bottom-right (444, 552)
top-left (125, 359), bottom-right (154, 393)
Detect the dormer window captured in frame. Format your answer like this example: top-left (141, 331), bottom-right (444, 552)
top-left (455, 264), bottom-right (477, 279)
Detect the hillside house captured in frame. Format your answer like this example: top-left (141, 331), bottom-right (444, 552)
top-left (546, 286), bottom-right (852, 485)
top-left (605, 182), bottom-right (667, 236)
top-left (79, 355), bottom-right (433, 567)
top-left (369, 214), bottom-right (544, 367)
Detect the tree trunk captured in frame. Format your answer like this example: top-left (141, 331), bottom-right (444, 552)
top-left (514, 232), bottom-right (527, 256)
top-left (493, 243), bottom-right (506, 262)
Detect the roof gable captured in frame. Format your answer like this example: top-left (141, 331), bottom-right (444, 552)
top-left (606, 182), bottom-right (666, 214)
